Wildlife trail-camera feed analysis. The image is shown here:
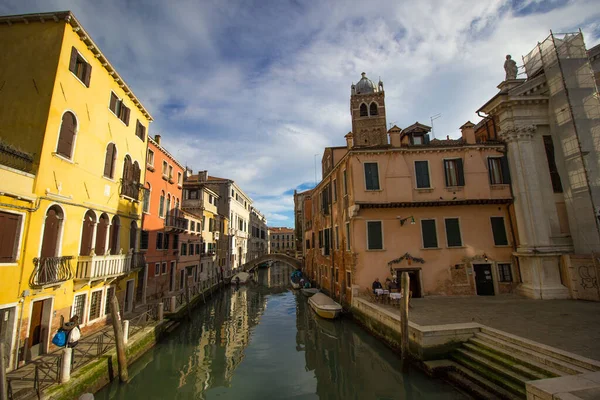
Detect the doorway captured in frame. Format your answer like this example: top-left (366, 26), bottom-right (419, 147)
top-left (27, 298), bottom-right (52, 360)
top-left (473, 264), bottom-right (495, 296)
top-left (124, 280), bottom-right (135, 313)
top-left (0, 306), bottom-right (16, 369)
top-left (394, 269), bottom-right (422, 298)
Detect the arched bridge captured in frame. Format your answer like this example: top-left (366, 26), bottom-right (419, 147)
top-left (242, 254), bottom-right (301, 272)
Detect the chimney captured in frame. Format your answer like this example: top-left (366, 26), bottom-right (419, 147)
top-left (344, 132), bottom-right (354, 149)
top-left (198, 170), bottom-right (208, 182)
top-left (460, 121), bottom-right (476, 144)
top-left (185, 167), bottom-right (193, 179)
top-left (388, 125), bottom-right (402, 147)
top-left (154, 134), bottom-right (161, 145)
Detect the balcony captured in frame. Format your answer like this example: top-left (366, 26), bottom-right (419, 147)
top-left (30, 256), bottom-right (74, 288)
top-left (0, 141), bottom-right (35, 174)
top-left (120, 181), bottom-right (142, 201)
top-left (165, 213), bottom-right (187, 232)
top-left (75, 250), bottom-right (133, 287)
top-left (132, 251), bottom-right (146, 270)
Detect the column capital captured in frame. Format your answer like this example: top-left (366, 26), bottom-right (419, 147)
top-left (500, 125), bottom-right (537, 143)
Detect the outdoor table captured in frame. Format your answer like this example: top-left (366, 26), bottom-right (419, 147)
top-left (389, 292), bottom-right (402, 306)
top-left (375, 289), bottom-right (389, 302)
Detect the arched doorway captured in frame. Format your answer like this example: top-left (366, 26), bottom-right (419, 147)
top-left (109, 215), bottom-right (120, 255)
top-left (95, 213), bottom-right (109, 255)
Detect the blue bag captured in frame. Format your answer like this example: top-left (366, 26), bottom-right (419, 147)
top-left (52, 329), bottom-right (67, 347)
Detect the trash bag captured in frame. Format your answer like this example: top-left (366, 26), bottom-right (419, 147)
top-left (52, 329), bottom-right (67, 347)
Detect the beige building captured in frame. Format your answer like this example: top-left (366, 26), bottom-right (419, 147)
top-left (294, 189), bottom-right (312, 261)
top-left (269, 227), bottom-right (296, 257)
top-left (249, 207), bottom-right (268, 261)
top-left (304, 72), bottom-right (516, 304)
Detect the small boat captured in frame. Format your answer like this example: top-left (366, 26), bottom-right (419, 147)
top-left (301, 288), bottom-right (319, 297)
top-left (308, 293), bottom-right (342, 319)
top-left (231, 272), bottom-right (250, 285)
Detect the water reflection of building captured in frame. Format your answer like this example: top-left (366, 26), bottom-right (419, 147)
top-left (264, 262), bottom-right (294, 287)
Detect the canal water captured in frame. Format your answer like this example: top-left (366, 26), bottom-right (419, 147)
top-left (96, 263), bottom-right (467, 399)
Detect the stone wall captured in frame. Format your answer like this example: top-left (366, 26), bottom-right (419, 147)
top-left (562, 254), bottom-right (600, 301)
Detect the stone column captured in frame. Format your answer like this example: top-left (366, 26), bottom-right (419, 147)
top-left (60, 347), bottom-right (72, 383)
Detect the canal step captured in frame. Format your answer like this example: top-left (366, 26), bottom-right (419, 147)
top-left (451, 349), bottom-right (527, 397)
top-left (474, 331), bottom-right (592, 375)
top-left (424, 360), bottom-right (520, 400)
top-left (479, 327), bottom-right (600, 372)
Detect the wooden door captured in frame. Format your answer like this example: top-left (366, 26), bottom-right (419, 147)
top-left (41, 209), bottom-right (61, 258)
top-left (79, 212), bottom-right (95, 256)
top-left (474, 264), bottom-right (495, 296)
top-left (28, 301), bottom-right (44, 358)
top-left (129, 222), bottom-right (138, 252)
top-left (95, 214), bottom-right (109, 255)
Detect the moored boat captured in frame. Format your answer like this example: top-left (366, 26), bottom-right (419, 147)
top-left (231, 272), bottom-right (250, 285)
top-left (308, 293), bottom-right (342, 319)
top-left (301, 288), bottom-right (319, 297)
top-left (290, 279), bottom-right (301, 289)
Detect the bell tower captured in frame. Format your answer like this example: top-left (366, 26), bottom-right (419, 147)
top-left (350, 72), bottom-right (387, 147)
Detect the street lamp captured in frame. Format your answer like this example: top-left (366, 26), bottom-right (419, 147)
top-left (398, 216), bottom-right (416, 226)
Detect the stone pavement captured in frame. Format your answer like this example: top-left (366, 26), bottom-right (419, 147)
top-left (381, 294), bottom-right (600, 361)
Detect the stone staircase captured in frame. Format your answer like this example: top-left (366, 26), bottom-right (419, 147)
top-left (425, 327), bottom-right (600, 399)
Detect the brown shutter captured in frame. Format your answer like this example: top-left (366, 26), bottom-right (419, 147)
top-left (133, 162), bottom-right (141, 185)
top-left (57, 112), bottom-right (76, 158)
top-left (123, 106), bottom-right (130, 126)
top-left (41, 208), bottom-right (60, 258)
top-left (0, 212), bottom-right (21, 262)
top-left (109, 92), bottom-right (117, 113)
top-left (79, 212), bottom-right (95, 256)
top-left (83, 63), bottom-right (92, 87)
top-left (104, 144), bottom-right (114, 177)
top-left (69, 47), bottom-right (78, 73)
top-left (95, 215), bottom-right (109, 255)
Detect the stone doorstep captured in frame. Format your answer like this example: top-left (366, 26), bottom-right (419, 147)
top-left (526, 372), bottom-right (600, 400)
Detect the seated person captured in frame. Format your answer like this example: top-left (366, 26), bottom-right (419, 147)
top-left (385, 278), bottom-right (392, 291)
top-left (372, 278), bottom-right (383, 293)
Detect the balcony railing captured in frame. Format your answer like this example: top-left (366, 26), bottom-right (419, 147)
top-left (75, 251), bottom-right (132, 281)
top-left (132, 251), bottom-right (146, 269)
top-left (30, 256), bottom-right (74, 287)
top-left (120, 181), bottom-right (142, 201)
top-left (165, 214), bottom-right (187, 232)
top-left (0, 141), bottom-right (35, 174)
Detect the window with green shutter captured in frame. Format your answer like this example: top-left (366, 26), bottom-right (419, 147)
top-left (421, 219), bottom-right (438, 248)
top-left (491, 217), bottom-right (508, 245)
top-left (445, 218), bottom-right (462, 247)
top-left (444, 159), bottom-right (464, 187)
top-left (415, 161), bottom-right (430, 188)
top-left (367, 221), bottom-right (383, 250)
top-left (364, 163), bottom-right (380, 190)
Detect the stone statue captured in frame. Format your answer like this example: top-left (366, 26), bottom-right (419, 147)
top-left (504, 54), bottom-right (518, 80)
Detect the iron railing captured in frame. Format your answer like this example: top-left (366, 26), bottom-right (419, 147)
top-left (128, 305), bottom-right (158, 338)
top-left (0, 142), bottom-right (34, 173)
top-left (165, 214), bottom-right (187, 231)
top-left (30, 256), bottom-right (74, 287)
top-left (120, 181), bottom-right (142, 200)
top-left (132, 251), bottom-right (146, 269)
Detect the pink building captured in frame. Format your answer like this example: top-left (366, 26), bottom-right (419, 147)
top-left (305, 73), bottom-right (517, 304)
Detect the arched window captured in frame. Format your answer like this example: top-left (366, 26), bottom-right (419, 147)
top-left (121, 156), bottom-right (141, 199)
top-left (166, 194), bottom-right (171, 218)
top-left (175, 199), bottom-right (180, 216)
top-left (57, 112), bottom-right (77, 159)
top-left (95, 213), bottom-right (109, 255)
top-left (79, 210), bottom-right (96, 256)
top-left (109, 215), bottom-right (120, 255)
top-left (103, 143), bottom-right (117, 179)
top-left (159, 191), bottom-right (165, 218)
top-left (41, 205), bottom-right (65, 258)
top-left (369, 102), bottom-right (378, 116)
top-left (142, 183), bottom-right (151, 213)
top-left (359, 103), bottom-right (368, 117)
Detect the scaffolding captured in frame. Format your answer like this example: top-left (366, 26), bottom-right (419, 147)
top-left (523, 31), bottom-right (600, 253)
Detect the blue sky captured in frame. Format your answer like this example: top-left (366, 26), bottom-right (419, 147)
top-left (2, 0), bottom-right (599, 228)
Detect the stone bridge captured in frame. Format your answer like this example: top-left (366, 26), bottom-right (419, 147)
top-left (242, 253), bottom-right (301, 272)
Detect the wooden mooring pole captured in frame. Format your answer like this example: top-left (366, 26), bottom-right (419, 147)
top-left (185, 286), bottom-right (192, 321)
top-left (401, 271), bottom-right (410, 371)
top-left (0, 341), bottom-right (7, 400)
top-left (110, 294), bottom-right (129, 382)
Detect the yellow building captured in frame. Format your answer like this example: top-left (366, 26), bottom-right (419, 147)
top-left (0, 11), bottom-right (152, 370)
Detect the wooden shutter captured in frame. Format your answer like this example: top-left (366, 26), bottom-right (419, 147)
top-left (415, 161), bottom-right (430, 188)
top-left (95, 215), bottom-right (109, 255)
top-left (487, 158), bottom-right (494, 184)
top-left (41, 208), bottom-right (60, 258)
top-left (456, 159), bottom-right (465, 186)
top-left (57, 112), bottom-right (76, 158)
top-left (500, 156), bottom-right (511, 184)
top-left (491, 217), bottom-right (508, 245)
top-left (69, 47), bottom-right (78, 73)
top-left (103, 144), bottom-right (114, 177)
top-left (79, 212), bottom-right (95, 256)
top-left (0, 211), bottom-right (21, 262)
top-left (445, 218), bottom-right (462, 247)
top-left (443, 160), bottom-right (450, 187)
top-left (421, 220), bottom-right (438, 248)
top-left (109, 218), bottom-right (120, 255)
top-left (83, 63), bottom-right (92, 87)
top-left (367, 221), bottom-right (382, 250)
top-left (109, 92), bottom-right (118, 113)
top-left (123, 106), bottom-right (130, 126)
top-left (364, 163), bottom-right (379, 190)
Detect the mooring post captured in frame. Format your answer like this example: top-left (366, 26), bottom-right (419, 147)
top-left (158, 302), bottom-right (164, 321)
top-left (122, 320), bottom-right (130, 345)
top-left (0, 341), bottom-right (8, 400)
top-left (59, 347), bottom-right (72, 383)
top-left (110, 294), bottom-right (129, 382)
top-left (170, 296), bottom-right (176, 312)
top-left (401, 271), bottom-right (410, 370)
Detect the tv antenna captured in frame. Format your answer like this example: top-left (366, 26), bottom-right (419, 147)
top-left (430, 113), bottom-right (441, 139)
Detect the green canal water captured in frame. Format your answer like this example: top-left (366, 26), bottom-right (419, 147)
top-left (96, 264), bottom-right (467, 399)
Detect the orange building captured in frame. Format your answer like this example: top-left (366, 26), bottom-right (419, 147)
top-left (140, 135), bottom-right (186, 301)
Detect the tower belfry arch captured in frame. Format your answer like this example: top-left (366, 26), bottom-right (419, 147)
top-left (349, 72), bottom-right (387, 147)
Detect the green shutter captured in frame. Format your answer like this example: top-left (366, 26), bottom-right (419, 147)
top-left (456, 159), bottom-right (465, 186)
top-left (364, 163), bottom-right (380, 190)
top-left (491, 217), bottom-right (508, 245)
top-left (367, 221), bottom-right (383, 250)
top-left (421, 220), bottom-right (438, 248)
top-left (500, 156), bottom-right (511, 184)
top-left (445, 218), bottom-right (462, 247)
top-left (415, 161), bottom-right (430, 188)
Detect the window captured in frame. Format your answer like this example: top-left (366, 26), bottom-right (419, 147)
top-left (360, 103), bottom-right (368, 117)
top-left (159, 191), bottom-right (165, 218)
top-left (318, 230), bottom-right (323, 248)
top-left (103, 143), bottom-right (117, 179)
top-left (68, 47), bottom-right (91, 87)
top-left (154, 263), bottom-right (160, 276)
top-left (345, 222), bottom-right (350, 250)
top-left (120, 156), bottom-right (141, 199)
top-left (177, 172), bottom-right (182, 186)
top-left (366, 221), bottom-right (383, 250)
top-left (0, 211), bottom-right (22, 263)
top-left (346, 271), bottom-right (351, 288)
top-left (88, 290), bottom-right (102, 321)
top-left (195, 243), bottom-right (200, 254)
top-left (412, 135), bottom-right (423, 145)
top-left (72, 293), bottom-right (86, 319)
top-left (445, 218), bottom-right (462, 247)
top-left (491, 217), bottom-right (509, 246)
top-left (168, 165), bottom-right (173, 179)
top-left (173, 234), bottom-right (179, 250)
top-left (156, 232), bottom-right (164, 250)
top-left (332, 179), bottom-right (337, 202)
top-left (488, 157), bottom-right (511, 185)
top-left (335, 226), bottom-right (339, 250)
top-left (147, 149), bottom-right (154, 166)
top-left (369, 102), bottom-right (378, 116)
top-left (498, 263), bottom-right (513, 282)
top-left (105, 287), bottom-right (115, 315)
top-left (161, 262), bottom-right (167, 275)
top-left (543, 136), bottom-right (563, 193)
top-left (56, 111), bottom-right (77, 159)
top-left (135, 120), bottom-right (146, 141)
top-left (421, 219), bottom-right (438, 248)
top-left (415, 161), bottom-right (430, 188)
top-left (164, 233), bottom-right (169, 249)
top-left (140, 230), bottom-right (149, 250)
top-left (364, 163), bottom-right (380, 191)
top-left (444, 159), bottom-right (464, 187)
top-left (342, 169), bottom-right (348, 195)
top-left (162, 161), bottom-right (168, 177)
top-left (142, 184), bottom-right (151, 213)
top-left (324, 228), bottom-right (331, 255)
top-left (181, 243), bottom-right (187, 256)
top-left (190, 243), bottom-right (194, 255)
top-left (109, 92), bottom-right (130, 125)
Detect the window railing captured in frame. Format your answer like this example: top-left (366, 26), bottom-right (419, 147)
top-left (132, 251), bottom-right (146, 269)
top-left (0, 142), bottom-right (35, 173)
top-left (30, 256), bottom-right (74, 287)
top-left (120, 181), bottom-right (142, 200)
top-left (165, 213), bottom-right (187, 231)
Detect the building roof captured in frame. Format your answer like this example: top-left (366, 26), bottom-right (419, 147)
top-left (353, 72), bottom-right (379, 94)
top-left (0, 11), bottom-right (153, 121)
top-left (268, 227), bottom-right (294, 233)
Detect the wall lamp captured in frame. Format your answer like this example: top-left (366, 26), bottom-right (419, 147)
top-left (398, 216), bottom-right (416, 226)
